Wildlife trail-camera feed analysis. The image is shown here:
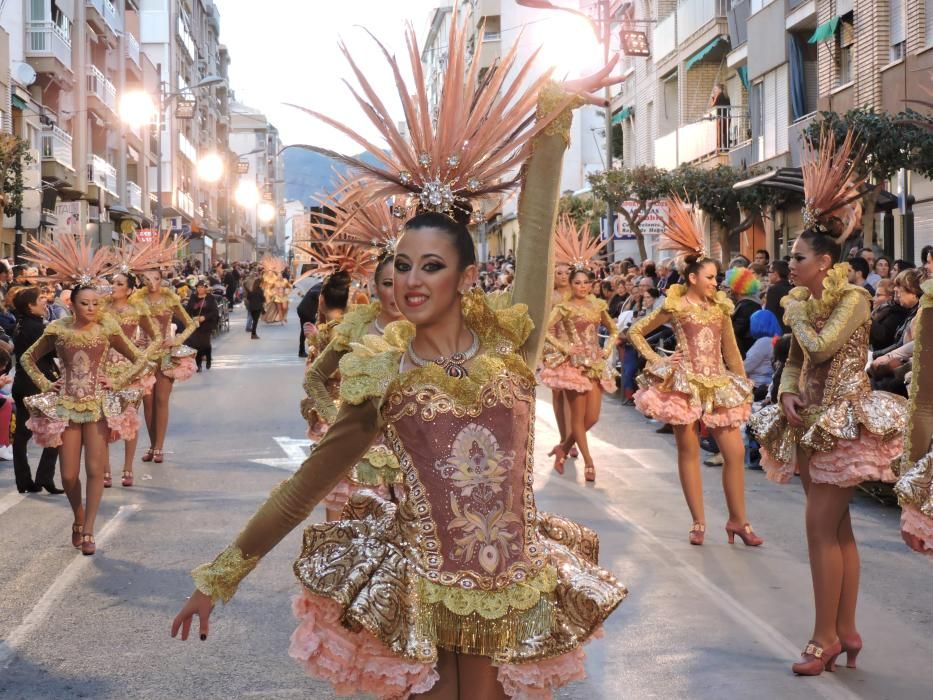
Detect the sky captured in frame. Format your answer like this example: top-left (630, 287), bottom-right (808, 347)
top-left (213, 0), bottom-right (441, 152)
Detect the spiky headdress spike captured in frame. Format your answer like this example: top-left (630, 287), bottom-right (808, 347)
top-left (659, 195), bottom-right (706, 259)
top-left (801, 128), bottom-right (866, 243)
top-left (260, 254), bottom-right (286, 274)
top-left (553, 215), bottom-right (609, 273)
top-left (112, 234), bottom-right (167, 276)
top-left (286, 9), bottom-right (578, 221)
top-left (23, 234), bottom-right (116, 286)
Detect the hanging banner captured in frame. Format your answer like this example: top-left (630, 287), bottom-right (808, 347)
top-left (601, 200), bottom-right (670, 241)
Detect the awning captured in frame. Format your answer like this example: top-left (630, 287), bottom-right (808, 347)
top-left (11, 95), bottom-right (28, 111)
top-left (737, 66), bottom-right (750, 91)
top-left (808, 17), bottom-right (839, 44)
top-left (611, 107), bottom-right (632, 125)
top-left (685, 36), bottom-right (727, 71)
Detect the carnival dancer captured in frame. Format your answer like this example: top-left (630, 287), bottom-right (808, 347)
top-left (749, 131), bottom-right (907, 674)
top-left (543, 261), bottom-right (573, 458)
top-left (627, 197), bottom-right (760, 547)
top-left (132, 234), bottom-right (199, 464)
top-left (540, 216), bottom-right (617, 481)
top-left (173, 16), bottom-right (626, 699)
top-left (20, 236), bottom-right (152, 555)
top-left (100, 237), bottom-right (164, 487)
top-left (260, 255), bottom-right (288, 324)
top-left (299, 182), bottom-right (407, 521)
top-left (893, 276), bottom-right (933, 556)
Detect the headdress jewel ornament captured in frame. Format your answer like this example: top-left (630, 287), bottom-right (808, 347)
top-left (286, 10), bottom-right (577, 222)
top-left (554, 214), bottom-right (609, 273)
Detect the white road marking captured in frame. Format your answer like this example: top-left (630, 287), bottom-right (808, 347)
top-left (0, 504), bottom-right (141, 669)
top-left (250, 436), bottom-right (312, 472)
top-left (0, 493), bottom-right (25, 518)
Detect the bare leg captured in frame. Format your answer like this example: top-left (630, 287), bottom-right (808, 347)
top-left (562, 390), bottom-right (592, 465)
top-left (412, 648), bottom-right (458, 700)
top-left (123, 432), bottom-right (139, 474)
top-left (710, 425), bottom-right (748, 524)
top-left (672, 423), bottom-right (705, 526)
top-left (551, 389), bottom-right (567, 444)
top-left (82, 421), bottom-right (111, 537)
top-left (325, 508), bottom-right (343, 522)
top-left (59, 425), bottom-right (85, 526)
top-left (152, 371), bottom-right (174, 452)
top-left (142, 391), bottom-right (155, 447)
top-left (835, 510), bottom-right (860, 639)
top-left (458, 653), bottom-right (508, 700)
top-left (583, 383), bottom-right (603, 431)
top-left (806, 481), bottom-right (854, 648)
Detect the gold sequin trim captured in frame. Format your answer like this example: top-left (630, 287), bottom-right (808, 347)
top-left (419, 565), bottom-right (557, 620)
top-left (191, 544), bottom-right (260, 604)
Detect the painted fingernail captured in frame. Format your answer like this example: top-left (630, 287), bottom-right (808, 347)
top-left (200, 634), bottom-right (207, 641)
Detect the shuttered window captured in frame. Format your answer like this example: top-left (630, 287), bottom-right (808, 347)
top-left (775, 64), bottom-right (789, 155)
top-left (890, 0), bottom-right (905, 60)
top-left (927, 0), bottom-right (933, 46)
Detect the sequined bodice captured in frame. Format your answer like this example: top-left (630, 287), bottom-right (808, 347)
top-left (799, 314), bottom-right (871, 408)
top-left (674, 313), bottom-right (726, 379)
top-left (383, 368), bottom-right (545, 590)
top-left (55, 335), bottom-right (108, 401)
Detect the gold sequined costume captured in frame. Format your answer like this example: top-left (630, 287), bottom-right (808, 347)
top-left (539, 296), bottom-right (618, 393)
top-left (895, 279), bottom-right (933, 554)
top-left (749, 264), bottom-right (907, 486)
top-left (131, 287), bottom-right (199, 381)
top-left (101, 296), bottom-right (161, 396)
top-left (628, 285), bottom-right (753, 428)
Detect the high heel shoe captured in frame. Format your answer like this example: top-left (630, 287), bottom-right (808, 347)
top-left (725, 521), bottom-right (763, 546)
top-left (839, 633), bottom-right (862, 669)
top-left (103, 472), bottom-right (112, 488)
top-left (548, 445), bottom-right (567, 475)
top-left (141, 448), bottom-right (154, 463)
top-left (689, 522), bottom-right (705, 546)
top-left (153, 449), bottom-right (164, 464)
top-left (584, 462), bottom-right (596, 482)
top-left (80, 533), bottom-right (96, 556)
top-left (792, 640), bottom-right (841, 676)
top-left (71, 523), bottom-right (84, 549)
top-left (569, 446), bottom-right (579, 458)
top-left (121, 471), bottom-right (134, 487)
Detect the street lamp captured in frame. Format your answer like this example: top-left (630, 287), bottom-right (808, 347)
top-left (257, 202), bottom-right (276, 224)
top-left (234, 181), bottom-right (260, 208)
top-left (197, 152), bottom-right (225, 183)
top-left (119, 71), bottom-right (226, 234)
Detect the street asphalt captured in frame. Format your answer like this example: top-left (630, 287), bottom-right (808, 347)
top-left (0, 301), bottom-right (930, 699)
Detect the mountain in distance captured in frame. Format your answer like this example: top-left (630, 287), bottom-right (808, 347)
top-left (283, 147), bottom-right (385, 206)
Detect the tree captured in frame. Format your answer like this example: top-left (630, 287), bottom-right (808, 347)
top-left (804, 108), bottom-right (933, 244)
top-left (0, 134), bottom-right (32, 218)
top-left (587, 165), bottom-right (671, 261)
top-left (558, 193), bottom-right (600, 237)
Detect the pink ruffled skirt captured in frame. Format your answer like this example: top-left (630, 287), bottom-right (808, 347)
top-left (760, 430), bottom-right (900, 487)
top-left (900, 505), bottom-right (933, 556)
top-left (538, 364), bottom-right (592, 394)
top-left (106, 405), bottom-right (141, 443)
top-left (634, 386), bottom-right (750, 429)
top-left (25, 415), bottom-right (70, 448)
top-left (289, 591), bottom-right (593, 700)
top-left (162, 356), bottom-right (196, 382)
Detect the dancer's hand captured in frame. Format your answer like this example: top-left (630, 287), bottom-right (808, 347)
top-left (0, 373), bottom-right (11, 386)
top-left (902, 529), bottom-right (927, 554)
top-left (781, 393), bottom-right (805, 427)
top-left (171, 589), bottom-right (214, 641)
top-left (162, 339), bottom-right (175, 350)
top-left (51, 378), bottom-right (64, 392)
top-left (667, 350), bottom-right (684, 367)
top-left (303, 322), bottom-right (317, 339)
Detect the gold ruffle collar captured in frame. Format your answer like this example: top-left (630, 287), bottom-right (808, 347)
top-left (664, 284), bottom-right (734, 317)
top-left (783, 263), bottom-right (854, 315)
top-left (331, 301), bottom-right (381, 351)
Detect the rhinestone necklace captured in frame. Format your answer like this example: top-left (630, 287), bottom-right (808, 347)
top-left (407, 330), bottom-right (480, 378)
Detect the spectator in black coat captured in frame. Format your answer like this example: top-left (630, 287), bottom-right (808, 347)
top-left (297, 282), bottom-right (321, 358)
top-left (764, 260), bottom-right (793, 331)
top-left (244, 271), bottom-right (265, 339)
top-left (185, 281), bottom-right (220, 371)
top-left (869, 279), bottom-right (911, 351)
top-left (725, 267), bottom-right (762, 358)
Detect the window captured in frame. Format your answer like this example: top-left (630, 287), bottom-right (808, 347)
top-left (890, 0), bottom-right (905, 61)
top-left (754, 65), bottom-right (789, 160)
top-left (927, 0), bottom-right (933, 45)
top-left (836, 13), bottom-right (854, 86)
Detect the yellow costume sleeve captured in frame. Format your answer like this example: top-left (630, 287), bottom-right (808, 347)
top-left (192, 398), bottom-right (382, 603)
top-left (303, 342), bottom-right (343, 425)
top-left (171, 294), bottom-right (199, 346)
top-left (20, 331), bottom-right (57, 393)
top-left (138, 311), bottom-right (162, 356)
top-left (600, 305), bottom-right (619, 359)
top-left (779, 336), bottom-right (804, 397)
top-left (106, 325), bottom-right (150, 389)
top-left (543, 305), bottom-right (570, 355)
top-left (627, 305), bottom-right (673, 366)
top-left (512, 83), bottom-right (583, 366)
top-left (783, 289), bottom-right (869, 365)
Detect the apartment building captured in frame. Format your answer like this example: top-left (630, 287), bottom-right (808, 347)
top-left (614, 0), bottom-right (933, 260)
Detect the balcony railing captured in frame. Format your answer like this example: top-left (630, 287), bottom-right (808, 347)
top-left (41, 125), bottom-right (74, 170)
top-left (87, 65), bottom-right (116, 113)
top-left (25, 21), bottom-right (72, 69)
top-left (655, 106), bottom-right (750, 170)
top-left (88, 155), bottom-right (117, 195)
top-left (86, 0), bottom-right (122, 35)
top-left (125, 32), bottom-right (140, 68)
top-left (127, 181), bottom-right (143, 212)
top-left (677, 0), bottom-right (728, 41)
top-left (177, 191), bottom-right (194, 217)
top-left (653, 13), bottom-right (677, 60)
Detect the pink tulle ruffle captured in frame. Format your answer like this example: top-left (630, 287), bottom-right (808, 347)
top-left (759, 447), bottom-right (795, 484)
top-left (808, 430), bottom-right (900, 487)
top-left (497, 636), bottom-right (595, 700)
top-left (702, 403), bottom-right (751, 429)
top-left (323, 479), bottom-right (391, 513)
top-left (901, 506), bottom-right (933, 556)
top-left (634, 386), bottom-right (701, 425)
top-left (106, 406), bottom-right (141, 442)
top-left (130, 372), bottom-right (156, 395)
top-left (25, 416), bottom-right (68, 448)
top-left (538, 365), bottom-right (592, 393)
top-left (289, 591), bottom-right (438, 700)
top-left (162, 356), bottom-right (196, 382)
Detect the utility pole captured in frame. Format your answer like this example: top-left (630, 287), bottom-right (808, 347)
top-left (601, 0), bottom-right (614, 258)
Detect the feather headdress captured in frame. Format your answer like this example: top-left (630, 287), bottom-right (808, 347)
top-left (554, 215), bottom-right (609, 272)
top-left (142, 232), bottom-right (185, 272)
top-left (658, 195), bottom-right (707, 271)
top-left (801, 128), bottom-right (865, 242)
top-left (112, 235), bottom-right (167, 276)
top-left (293, 236), bottom-right (378, 286)
top-left (260, 254), bottom-right (287, 274)
top-left (23, 234), bottom-right (115, 286)
top-left (286, 11), bottom-right (576, 222)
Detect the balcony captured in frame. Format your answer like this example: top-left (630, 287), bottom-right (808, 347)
top-left (654, 0), bottom-right (729, 63)
top-left (87, 65), bottom-right (116, 116)
top-left (125, 32), bottom-right (141, 70)
top-left (655, 106), bottom-right (750, 170)
top-left (127, 181), bottom-right (143, 212)
top-left (86, 0), bottom-right (122, 39)
top-left (25, 21), bottom-right (73, 78)
top-left (41, 126), bottom-right (74, 171)
top-left (653, 13), bottom-right (677, 61)
top-left (177, 191), bottom-right (195, 218)
top-left (88, 155), bottom-right (117, 196)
